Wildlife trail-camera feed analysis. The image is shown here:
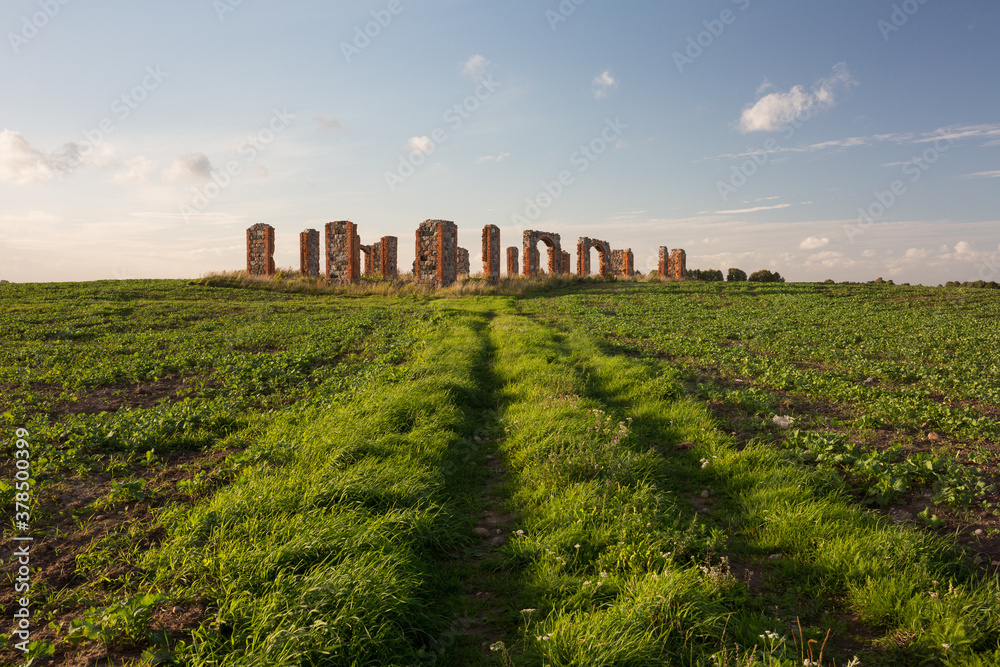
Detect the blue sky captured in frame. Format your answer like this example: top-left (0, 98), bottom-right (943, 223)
top-left (1, 0), bottom-right (998, 284)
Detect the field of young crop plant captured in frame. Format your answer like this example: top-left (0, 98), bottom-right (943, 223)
top-left (2, 278), bottom-right (999, 666)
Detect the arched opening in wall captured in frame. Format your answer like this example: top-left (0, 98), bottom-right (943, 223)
top-left (538, 235), bottom-right (559, 274)
top-left (590, 241), bottom-right (609, 277)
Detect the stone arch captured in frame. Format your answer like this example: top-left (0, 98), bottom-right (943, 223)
top-left (576, 237), bottom-right (611, 277)
top-left (522, 230), bottom-right (562, 276)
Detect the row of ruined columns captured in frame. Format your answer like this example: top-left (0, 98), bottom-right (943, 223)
top-left (247, 222), bottom-right (686, 284)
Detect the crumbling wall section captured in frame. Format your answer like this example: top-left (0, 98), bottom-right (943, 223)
top-left (482, 225), bottom-right (501, 281)
top-left (325, 221), bottom-right (360, 282)
top-left (247, 224), bottom-right (275, 276)
top-left (658, 246), bottom-right (669, 278)
top-left (457, 247), bottom-right (470, 277)
top-left (522, 230), bottom-right (562, 276)
top-left (372, 236), bottom-right (398, 279)
top-left (611, 249), bottom-right (635, 277)
top-left (506, 247), bottom-right (519, 277)
top-left (299, 228), bottom-right (320, 277)
top-left (360, 244), bottom-right (374, 277)
top-left (560, 251), bottom-right (571, 275)
top-left (576, 237), bottom-right (611, 277)
top-left (414, 220), bottom-right (458, 286)
top-left (669, 249), bottom-right (687, 279)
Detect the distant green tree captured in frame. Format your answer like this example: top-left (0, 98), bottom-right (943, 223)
top-left (727, 268), bottom-right (747, 282)
top-left (748, 270), bottom-right (785, 283)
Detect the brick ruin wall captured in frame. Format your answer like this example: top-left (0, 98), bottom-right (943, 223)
top-left (457, 247), bottom-right (470, 276)
top-left (560, 251), bottom-right (571, 275)
top-left (506, 247), bottom-right (519, 277)
top-left (523, 230), bottom-right (562, 276)
top-left (299, 228), bottom-right (320, 277)
top-left (658, 246), bottom-right (669, 278)
top-left (247, 223), bottom-right (275, 276)
top-left (371, 236), bottom-right (398, 279)
top-left (668, 248), bottom-right (687, 279)
top-left (576, 237), bottom-right (611, 277)
top-left (415, 220), bottom-right (458, 286)
top-left (325, 221), bottom-right (360, 282)
top-left (610, 249), bottom-right (635, 277)
top-left (482, 225), bottom-right (501, 281)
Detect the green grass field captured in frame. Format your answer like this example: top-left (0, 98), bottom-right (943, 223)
top-left (2, 278), bottom-right (1000, 666)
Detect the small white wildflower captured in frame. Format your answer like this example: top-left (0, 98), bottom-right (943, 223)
top-left (700, 458), bottom-right (710, 469)
top-left (490, 641), bottom-right (504, 651)
top-left (521, 608), bottom-right (537, 614)
top-left (515, 529), bottom-right (525, 536)
top-left (942, 643), bottom-right (950, 650)
top-left (574, 544), bottom-right (581, 549)
top-left (583, 580), bottom-right (591, 586)
top-left (600, 571), bottom-right (607, 578)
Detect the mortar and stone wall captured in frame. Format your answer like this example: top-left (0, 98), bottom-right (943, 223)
top-left (611, 249), bottom-right (635, 277)
top-left (668, 248), bottom-right (687, 279)
top-left (576, 237), bottom-right (611, 277)
top-left (522, 230), bottom-right (562, 276)
top-left (457, 248), bottom-right (471, 277)
top-left (560, 251), bottom-right (571, 275)
top-left (414, 220), bottom-right (458, 286)
top-left (507, 247), bottom-right (519, 277)
top-left (247, 223), bottom-right (276, 276)
top-left (371, 236), bottom-right (398, 279)
top-left (299, 228), bottom-right (320, 277)
top-left (325, 221), bottom-right (361, 282)
top-left (482, 225), bottom-right (501, 281)
top-left (658, 246), bottom-right (670, 278)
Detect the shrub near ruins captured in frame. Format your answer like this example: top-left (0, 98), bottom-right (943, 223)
top-left (748, 269), bottom-right (785, 283)
top-left (727, 268), bottom-right (747, 282)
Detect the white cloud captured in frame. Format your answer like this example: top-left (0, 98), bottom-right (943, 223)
top-left (965, 170), bottom-right (1000, 178)
top-left (592, 70), bottom-right (617, 99)
top-left (462, 54), bottom-right (492, 81)
top-left (799, 236), bottom-right (830, 250)
top-left (954, 241), bottom-right (973, 254)
top-left (737, 63), bottom-right (857, 133)
top-left (112, 156), bottom-right (155, 184)
top-left (162, 153), bottom-right (213, 182)
top-left (0, 129), bottom-right (89, 184)
top-left (715, 203), bottom-right (791, 215)
top-left (407, 136), bottom-right (433, 155)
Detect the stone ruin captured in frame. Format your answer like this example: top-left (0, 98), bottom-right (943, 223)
top-left (522, 230), bottom-right (563, 276)
top-left (300, 229), bottom-right (320, 277)
top-left (247, 223), bottom-right (275, 276)
top-left (611, 249), bottom-right (635, 277)
top-left (506, 247), bottom-right (519, 277)
top-left (576, 237), bottom-right (611, 277)
top-left (668, 248), bottom-right (687, 279)
top-left (457, 248), bottom-right (471, 277)
top-left (249, 221), bottom-right (687, 285)
top-left (372, 237), bottom-right (398, 280)
top-left (325, 221), bottom-right (361, 281)
top-left (414, 220), bottom-right (458, 286)
top-left (482, 225), bottom-right (501, 281)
